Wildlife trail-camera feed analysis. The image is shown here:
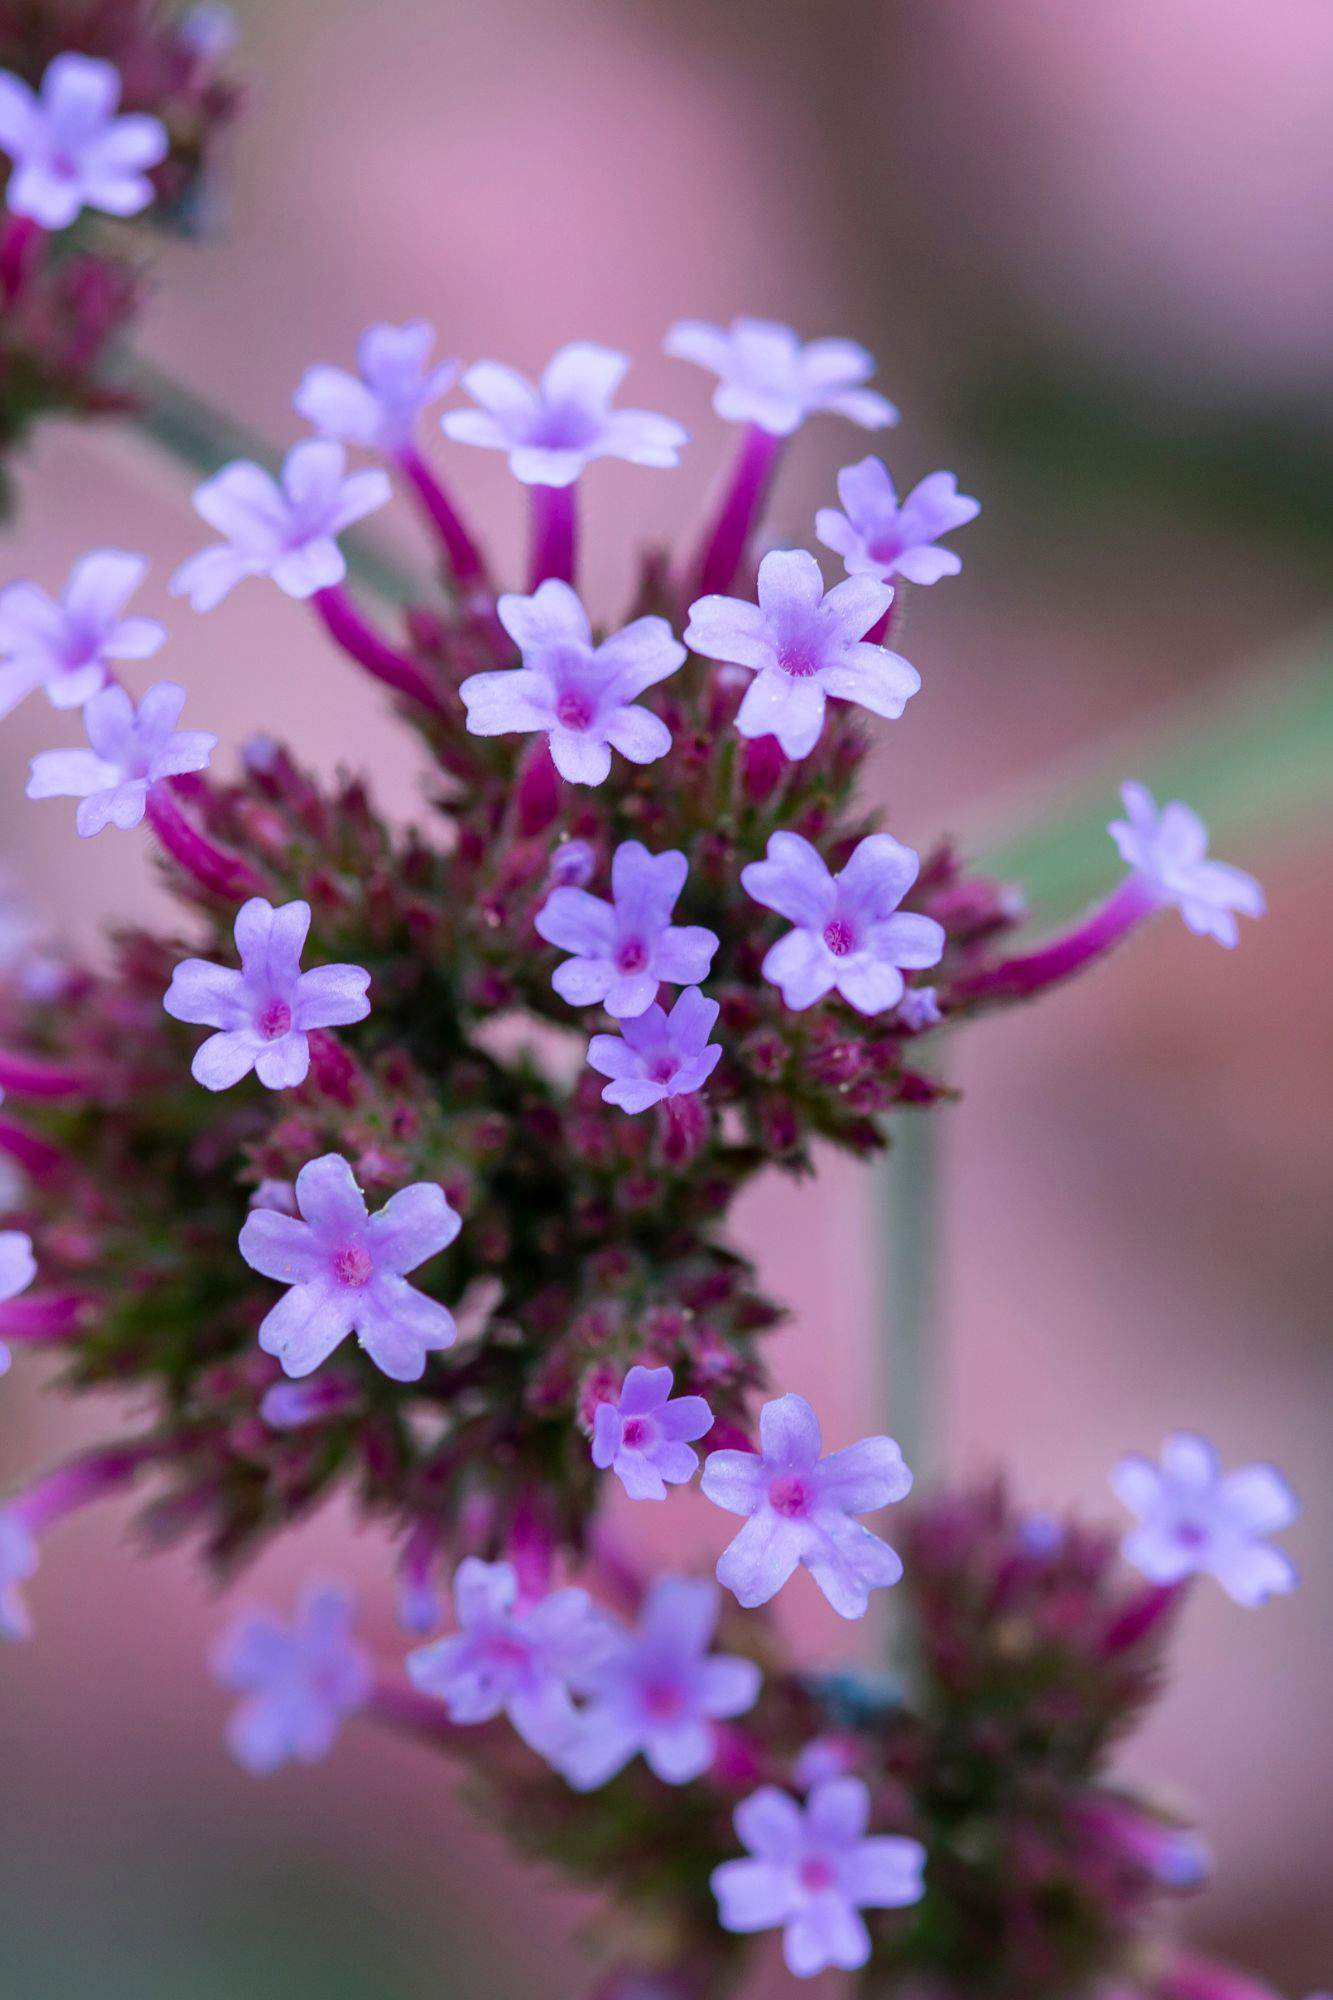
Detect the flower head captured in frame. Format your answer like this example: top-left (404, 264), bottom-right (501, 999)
top-left (237, 1153), bottom-right (461, 1382)
top-left (686, 549), bottom-right (917, 760)
top-left (816, 459), bottom-right (979, 586)
top-left (164, 896), bottom-right (371, 1092)
top-left (702, 1393), bottom-right (911, 1618)
top-left (211, 1581), bottom-right (371, 1774)
top-left (711, 1777), bottom-right (926, 1978)
top-left (407, 1557), bottom-right (614, 1758)
top-left (536, 840), bottom-right (718, 1019)
top-left (742, 832), bottom-right (944, 1015)
top-left (587, 987), bottom-right (722, 1114)
top-left (442, 342), bottom-right (687, 487)
top-left (1109, 783), bottom-right (1265, 947)
top-left (26, 680), bottom-right (216, 837)
top-left (591, 1364), bottom-right (715, 1500)
top-left (561, 1575), bottom-right (761, 1791)
top-left (1111, 1432), bottom-right (1299, 1606)
top-left (0, 54), bottom-right (167, 230)
top-left (295, 320), bottom-right (458, 454)
top-left (665, 319), bottom-right (897, 436)
top-left (897, 986), bottom-right (941, 1032)
top-left (0, 1227), bottom-right (36, 1377)
top-left (460, 581), bottom-right (681, 785)
top-left (171, 441), bottom-right (391, 611)
top-left (0, 551), bottom-right (165, 721)
top-left (0, 1507), bottom-right (38, 1641)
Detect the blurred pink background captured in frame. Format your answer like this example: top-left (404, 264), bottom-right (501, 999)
top-left (1, 2), bottom-right (1329, 1995)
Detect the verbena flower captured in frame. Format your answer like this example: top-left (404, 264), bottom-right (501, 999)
top-left (26, 680), bottom-right (216, 836)
top-left (561, 1575), bottom-right (761, 1791)
top-left (897, 986), bottom-right (942, 1032)
top-left (171, 441), bottom-right (391, 610)
top-left (587, 987), bottom-right (722, 1113)
top-left (0, 1227), bottom-right (36, 1377)
top-left (816, 458), bottom-right (979, 586)
top-left (460, 581), bottom-right (681, 784)
top-left (665, 319), bottom-right (897, 435)
top-left (407, 1557), bottom-right (614, 1758)
top-left (0, 550), bottom-right (164, 720)
top-left (741, 831), bottom-right (944, 1015)
top-left (685, 549), bottom-right (917, 759)
top-left (1108, 783), bottom-right (1265, 947)
top-left (702, 1393), bottom-right (911, 1617)
top-left (238, 1153), bottom-right (461, 1382)
top-left (0, 54), bottom-right (167, 230)
top-left (536, 840), bottom-right (718, 1019)
top-left (295, 319), bottom-right (458, 453)
top-left (711, 1777), bottom-right (926, 1977)
top-left (1111, 1433), bottom-right (1299, 1606)
top-left (442, 342), bottom-right (686, 486)
top-left (0, 1507), bottom-right (38, 1641)
top-left (211, 1581), bottom-right (371, 1774)
top-left (590, 1364), bottom-right (715, 1500)
top-left (164, 896), bottom-right (371, 1091)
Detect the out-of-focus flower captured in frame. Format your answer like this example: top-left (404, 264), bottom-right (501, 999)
top-left (0, 1227), bottom-right (36, 1377)
top-left (897, 986), bottom-right (942, 1032)
top-left (211, 1582), bottom-right (371, 1774)
top-left (0, 1507), bottom-right (38, 1640)
top-left (1109, 784), bottom-right (1265, 947)
top-left (26, 681), bottom-right (216, 836)
top-left (665, 319), bottom-right (897, 436)
top-left (0, 551), bottom-right (164, 720)
top-left (442, 342), bottom-right (686, 486)
top-left (536, 840), bottom-right (718, 1020)
top-left (816, 459), bottom-right (978, 586)
top-left (702, 1393), bottom-right (911, 1617)
top-left (0, 55), bottom-right (167, 230)
top-left (1111, 1433), bottom-right (1299, 1605)
top-left (295, 320), bottom-right (458, 453)
top-left (590, 1365), bottom-right (715, 1500)
top-left (587, 987), bottom-right (722, 1114)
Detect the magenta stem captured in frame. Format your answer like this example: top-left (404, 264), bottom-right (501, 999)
top-left (0, 1292), bottom-right (89, 1341)
top-left (395, 446), bottom-right (487, 586)
top-left (955, 874), bottom-right (1158, 1004)
top-left (528, 484), bottom-right (577, 590)
top-left (0, 1043), bottom-right (91, 1099)
top-left (689, 424), bottom-right (783, 599)
top-left (866, 601), bottom-right (894, 647)
top-left (0, 213), bottom-right (41, 302)
top-left (146, 784), bottom-right (265, 901)
top-left (10, 1441), bottom-right (157, 1536)
top-left (312, 584), bottom-right (445, 712)
top-left (0, 1117), bottom-right (65, 1178)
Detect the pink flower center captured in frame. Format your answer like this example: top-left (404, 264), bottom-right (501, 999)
top-left (332, 1243), bottom-right (374, 1288)
top-left (776, 642), bottom-right (817, 679)
top-left (529, 402), bottom-right (599, 450)
top-left (555, 690), bottom-right (595, 732)
top-left (258, 998), bottom-right (293, 1040)
top-left (768, 1473), bottom-right (813, 1519)
top-left (621, 1416), bottom-right (651, 1449)
top-left (485, 1632), bottom-right (533, 1672)
top-left (798, 1854), bottom-right (837, 1893)
top-left (616, 937), bottom-right (649, 974)
top-left (822, 918), bottom-right (856, 957)
top-left (868, 530), bottom-right (905, 567)
top-left (1173, 1519), bottom-right (1208, 1550)
top-left (642, 1678), bottom-right (687, 1721)
top-left (648, 1055), bottom-right (681, 1086)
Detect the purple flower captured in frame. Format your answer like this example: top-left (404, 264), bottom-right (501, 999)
top-left (546, 837), bottom-right (597, 889)
top-left (170, 441), bottom-right (391, 611)
top-left (591, 1365), bottom-right (715, 1501)
top-left (587, 987), bottom-right (722, 1114)
top-left (1111, 1433), bottom-right (1299, 1606)
top-left (0, 1227), bottom-right (36, 1378)
top-left (295, 320), bottom-right (458, 453)
top-left (238, 1153), bottom-right (461, 1382)
top-left (791, 1736), bottom-right (859, 1791)
top-left (711, 1777), bottom-right (926, 1978)
top-left (685, 549), bottom-right (917, 760)
top-left (701, 1393), bottom-right (912, 1618)
top-left (459, 581), bottom-right (681, 785)
top-left (0, 551), bottom-right (165, 721)
top-left (164, 897), bottom-right (371, 1092)
top-left (816, 458), bottom-right (979, 586)
top-left (407, 1557), bottom-right (615, 1758)
top-left (26, 681), bottom-right (216, 837)
top-left (536, 840), bottom-right (719, 1019)
top-left (0, 1507), bottom-right (38, 1641)
top-left (560, 1575), bottom-right (760, 1790)
top-left (665, 319), bottom-right (897, 436)
top-left (896, 986), bottom-right (941, 1032)
top-left (1109, 782), bottom-right (1265, 947)
top-left (442, 342), bottom-right (686, 487)
top-left (0, 54), bottom-right (167, 230)
top-left (741, 832), bottom-right (944, 1015)
top-left (211, 1582), bottom-right (371, 1774)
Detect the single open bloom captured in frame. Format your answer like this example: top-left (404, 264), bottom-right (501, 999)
top-left (211, 1581), bottom-right (371, 1774)
top-left (590, 1364), bottom-right (715, 1500)
top-left (587, 986), bottom-right (722, 1114)
top-left (0, 550), bottom-right (164, 721)
top-left (1109, 783), bottom-right (1265, 948)
top-left (816, 458), bottom-right (979, 585)
top-left (26, 680), bottom-right (216, 837)
top-left (442, 341), bottom-right (686, 486)
top-left (0, 53), bottom-right (167, 230)
top-left (1111, 1432), bottom-right (1299, 1606)
top-left (665, 319), bottom-right (897, 436)
top-left (295, 320), bottom-right (458, 453)
top-left (536, 840), bottom-right (718, 1019)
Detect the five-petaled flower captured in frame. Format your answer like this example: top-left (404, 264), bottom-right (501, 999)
top-left (238, 1153), bottom-right (461, 1382)
top-left (0, 54), bottom-right (167, 230)
top-left (26, 680), bottom-right (216, 837)
top-left (587, 986), bottom-right (722, 1114)
top-left (665, 319), bottom-right (897, 436)
top-left (702, 1393), bottom-right (911, 1618)
top-left (561, 1575), bottom-right (761, 1791)
top-left (0, 550), bottom-right (165, 721)
top-left (211, 1582), bottom-right (371, 1774)
top-left (0, 1506), bottom-right (37, 1641)
top-left (164, 897), bottom-right (371, 1092)
top-left (536, 840), bottom-right (718, 1019)
top-left (1111, 1432), bottom-right (1299, 1607)
top-left (686, 549), bottom-right (918, 760)
top-left (590, 1364), bottom-right (715, 1500)
top-left (741, 831), bottom-right (944, 1015)
top-left (711, 1777), bottom-right (926, 1978)
top-left (407, 1557), bottom-right (614, 1759)
top-left (460, 580), bottom-right (682, 785)
top-left (0, 1227), bottom-right (36, 1377)
top-left (1109, 783), bottom-right (1265, 948)
top-left (816, 459), bottom-right (979, 586)
top-left (442, 342), bottom-right (687, 486)
top-left (171, 441), bottom-right (391, 611)
top-left (295, 320), bottom-right (459, 453)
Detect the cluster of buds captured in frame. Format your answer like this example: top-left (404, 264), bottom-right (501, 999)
top-left (0, 33), bottom-right (1300, 1997)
